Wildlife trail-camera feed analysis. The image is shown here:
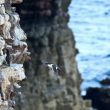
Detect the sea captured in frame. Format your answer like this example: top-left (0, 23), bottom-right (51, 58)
top-left (68, 0), bottom-right (110, 95)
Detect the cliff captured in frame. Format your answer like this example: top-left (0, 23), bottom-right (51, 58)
top-left (0, 0), bottom-right (29, 110)
top-left (13, 0), bottom-right (92, 110)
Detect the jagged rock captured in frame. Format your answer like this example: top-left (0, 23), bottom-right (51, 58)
top-left (0, 15), bottom-right (5, 25)
top-left (0, 37), bottom-right (5, 55)
top-left (0, 1), bottom-right (29, 109)
top-left (100, 78), bottom-right (110, 86)
top-left (0, 0), bottom-right (5, 4)
top-left (84, 88), bottom-right (110, 110)
top-left (10, 12), bottom-right (27, 40)
top-left (14, 0), bottom-right (92, 110)
top-left (44, 100), bottom-right (56, 110)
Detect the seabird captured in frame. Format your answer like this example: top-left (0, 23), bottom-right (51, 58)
top-left (0, 37), bottom-right (5, 56)
top-left (41, 60), bottom-right (60, 73)
top-left (14, 83), bottom-right (21, 89)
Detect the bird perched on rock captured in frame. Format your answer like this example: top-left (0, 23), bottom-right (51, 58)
top-left (0, 36), bottom-right (5, 56)
top-left (47, 63), bottom-right (59, 73)
top-left (41, 60), bottom-right (61, 74)
top-left (14, 82), bottom-right (21, 89)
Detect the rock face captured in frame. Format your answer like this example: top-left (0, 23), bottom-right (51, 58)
top-left (0, 0), bottom-right (29, 110)
top-left (14, 0), bottom-right (92, 110)
top-left (84, 88), bottom-right (110, 110)
top-left (83, 77), bottom-right (110, 110)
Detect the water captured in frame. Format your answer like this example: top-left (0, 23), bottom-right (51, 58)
top-left (68, 0), bottom-right (110, 95)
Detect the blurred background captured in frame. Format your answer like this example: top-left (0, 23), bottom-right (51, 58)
top-left (13, 0), bottom-right (110, 110)
top-left (69, 0), bottom-right (110, 110)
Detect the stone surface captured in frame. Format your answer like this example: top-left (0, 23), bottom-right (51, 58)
top-left (84, 88), bottom-right (110, 110)
top-left (100, 78), bottom-right (110, 86)
top-left (14, 0), bottom-right (92, 110)
top-left (0, 1), bottom-right (29, 109)
top-left (0, 0), bottom-right (5, 4)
